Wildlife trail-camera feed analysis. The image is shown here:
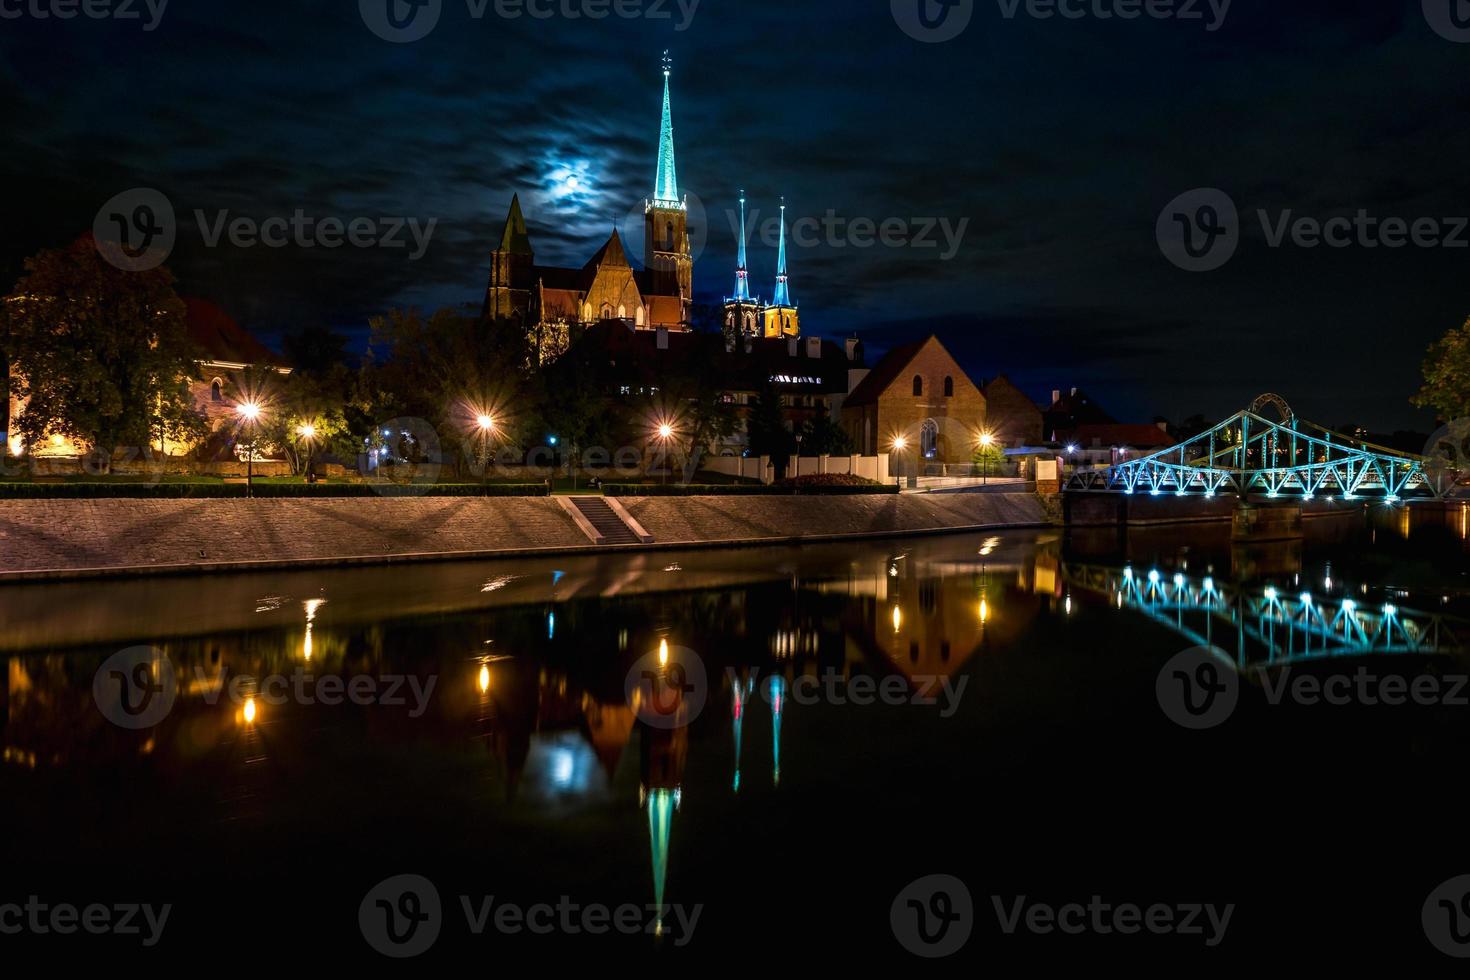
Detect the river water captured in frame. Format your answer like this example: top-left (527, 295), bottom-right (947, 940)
top-left (2, 503), bottom-right (1467, 964)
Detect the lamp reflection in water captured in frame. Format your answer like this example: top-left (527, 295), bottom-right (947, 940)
top-left (768, 674), bottom-right (785, 788)
top-left (302, 597), bottom-right (326, 661)
top-left (731, 672), bottom-right (752, 793)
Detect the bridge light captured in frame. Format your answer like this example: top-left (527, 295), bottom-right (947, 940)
top-left (1149, 487), bottom-right (1161, 496)
top-left (1203, 576), bottom-right (1214, 593)
top-left (1148, 569), bottom-right (1161, 585)
top-left (1385, 494), bottom-right (1400, 503)
top-left (1265, 586), bottom-right (1278, 601)
top-left (1383, 603), bottom-right (1397, 618)
top-left (1123, 567), bottom-right (1134, 581)
top-left (1173, 573), bottom-right (1186, 590)
top-left (1342, 598), bottom-right (1357, 614)
top-left (1300, 592), bottom-right (1312, 607)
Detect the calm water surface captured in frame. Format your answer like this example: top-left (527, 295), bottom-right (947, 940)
top-left (3, 504), bottom-right (1469, 965)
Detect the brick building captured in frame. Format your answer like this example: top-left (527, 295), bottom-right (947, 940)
top-left (980, 375), bottom-right (1044, 446)
top-left (841, 335), bottom-right (986, 465)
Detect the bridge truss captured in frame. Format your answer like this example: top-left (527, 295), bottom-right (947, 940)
top-left (1065, 394), bottom-right (1443, 499)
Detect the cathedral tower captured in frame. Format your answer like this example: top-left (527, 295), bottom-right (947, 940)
top-left (644, 52), bottom-right (692, 321)
top-left (484, 193), bottom-right (534, 322)
top-left (723, 190), bottom-right (761, 343)
top-left (762, 198), bottom-right (800, 337)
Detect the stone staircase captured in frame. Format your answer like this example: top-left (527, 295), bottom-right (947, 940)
top-left (571, 497), bottom-right (642, 545)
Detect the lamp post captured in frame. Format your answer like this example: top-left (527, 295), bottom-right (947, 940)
top-left (298, 423), bottom-right (317, 484)
top-left (476, 414), bottom-right (495, 488)
top-left (656, 423), bottom-right (674, 486)
top-left (892, 435), bottom-right (908, 490)
top-left (979, 432), bottom-right (995, 486)
top-left (238, 401), bottom-right (261, 497)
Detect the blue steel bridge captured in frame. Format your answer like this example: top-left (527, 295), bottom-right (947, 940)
top-left (1062, 562), bottom-right (1468, 667)
top-left (1065, 394), bottom-right (1445, 501)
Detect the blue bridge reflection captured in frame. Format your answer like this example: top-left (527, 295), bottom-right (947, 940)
top-left (1062, 562), bottom-right (1468, 666)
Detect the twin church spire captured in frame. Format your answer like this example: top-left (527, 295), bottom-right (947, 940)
top-left (727, 191), bottom-right (799, 340)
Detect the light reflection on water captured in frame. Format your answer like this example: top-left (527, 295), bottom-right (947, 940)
top-left (2, 504), bottom-right (1469, 952)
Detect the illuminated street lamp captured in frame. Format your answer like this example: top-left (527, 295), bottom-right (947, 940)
top-left (654, 421), bottom-right (675, 486)
top-left (237, 401), bottom-right (262, 497)
top-left (978, 431), bottom-right (996, 486)
top-left (891, 435), bottom-right (908, 489)
top-left (475, 414), bottom-right (496, 487)
top-left (297, 422), bottom-right (317, 484)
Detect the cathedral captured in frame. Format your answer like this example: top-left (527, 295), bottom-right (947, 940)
top-left (483, 55), bottom-right (801, 364)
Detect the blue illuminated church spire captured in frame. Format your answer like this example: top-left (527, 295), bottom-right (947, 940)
top-left (772, 198), bottom-right (792, 308)
top-left (653, 51), bottom-right (680, 208)
top-left (733, 190), bottom-right (752, 302)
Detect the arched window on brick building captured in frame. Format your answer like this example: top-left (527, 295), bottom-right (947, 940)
top-left (912, 375), bottom-right (923, 397)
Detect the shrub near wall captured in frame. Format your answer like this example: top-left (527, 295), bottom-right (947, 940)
top-left (0, 483), bottom-right (550, 499)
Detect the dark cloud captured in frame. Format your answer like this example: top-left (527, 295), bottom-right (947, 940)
top-left (0, 0), bottom-right (1463, 429)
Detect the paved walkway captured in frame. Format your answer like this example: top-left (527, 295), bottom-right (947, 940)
top-left (0, 493), bottom-right (1049, 581)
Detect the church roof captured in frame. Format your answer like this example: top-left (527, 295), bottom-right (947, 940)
top-left (843, 337), bottom-right (931, 408)
top-left (183, 298), bottom-right (289, 368)
top-left (498, 194), bottom-right (533, 256)
top-left (584, 229), bottom-right (630, 271)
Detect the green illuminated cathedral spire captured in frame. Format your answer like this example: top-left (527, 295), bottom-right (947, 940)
top-left (653, 51), bottom-right (679, 207)
top-left (645, 51), bottom-right (692, 314)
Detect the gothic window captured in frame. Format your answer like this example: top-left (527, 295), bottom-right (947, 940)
top-left (636, 306), bottom-right (646, 326)
top-left (600, 302), bottom-right (614, 319)
top-left (665, 222), bottom-right (674, 251)
top-left (944, 376), bottom-right (954, 397)
top-left (921, 418), bottom-right (939, 459)
top-left (618, 305), bottom-right (627, 319)
top-left (912, 375), bottom-right (923, 397)
top-left (210, 379), bottom-right (223, 402)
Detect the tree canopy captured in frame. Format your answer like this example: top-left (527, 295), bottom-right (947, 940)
top-left (5, 235), bottom-right (205, 460)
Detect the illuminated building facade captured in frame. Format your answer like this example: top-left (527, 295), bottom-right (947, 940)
top-left (484, 55), bottom-right (693, 366)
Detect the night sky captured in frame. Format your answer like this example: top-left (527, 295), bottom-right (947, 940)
top-left (2, 0), bottom-right (1467, 431)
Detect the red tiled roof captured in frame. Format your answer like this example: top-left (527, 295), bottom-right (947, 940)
top-left (843, 337), bottom-right (930, 408)
top-left (1069, 423), bottom-right (1175, 449)
top-left (183, 298), bottom-right (289, 367)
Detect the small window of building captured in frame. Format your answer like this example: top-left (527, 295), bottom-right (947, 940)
top-left (912, 375), bottom-right (923, 397)
top-left (210, 379), bottom-right (223, 402)
top-left (944, 376), bottom-right (954, 397)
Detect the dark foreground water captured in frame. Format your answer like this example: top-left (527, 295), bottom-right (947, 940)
top-left (3, 503), bottom-right (1470, 966)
